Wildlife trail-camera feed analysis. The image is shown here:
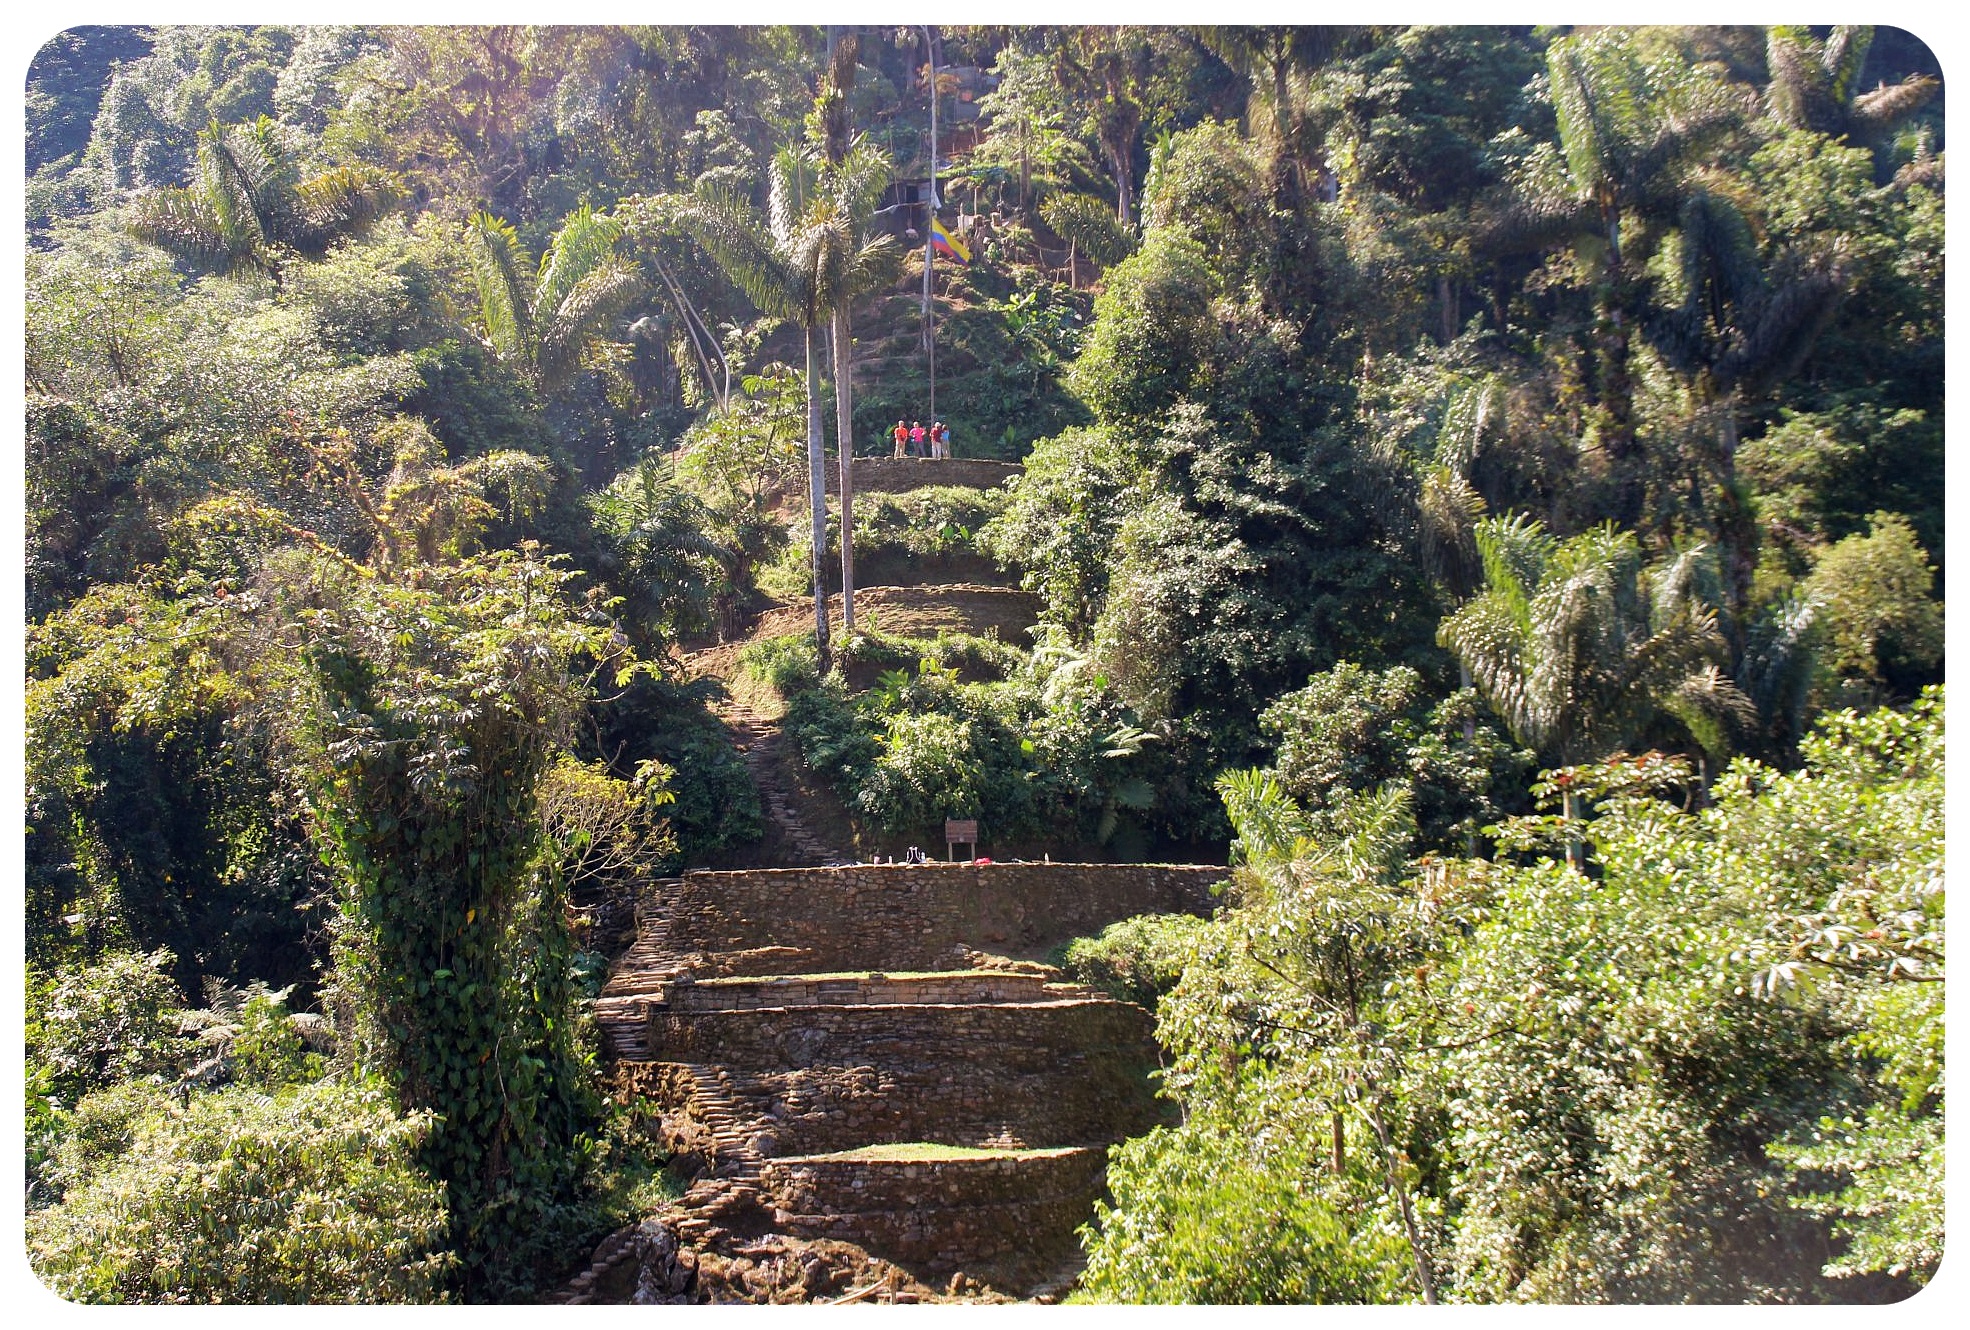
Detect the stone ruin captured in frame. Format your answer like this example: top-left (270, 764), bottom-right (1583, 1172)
top-left (562, 860), bottom-right (1226, 1303)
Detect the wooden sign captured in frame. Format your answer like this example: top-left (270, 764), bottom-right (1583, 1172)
top-left (945, 819), bottom-right (978, 842)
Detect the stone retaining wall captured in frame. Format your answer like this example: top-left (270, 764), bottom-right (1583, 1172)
top-left (663, 971), bottom-right (1086, 1012)
top-left (760, 1148), bottom-right (1106, 1270)
top-left (657, 862), bottom-right (1226, 973)
top-left (649, 998), bottom-right (1153, 1077)
top-left (716, 1052), bottom-right (1169, 1157)
top-left (823, 457), bottom-right (1024, 496)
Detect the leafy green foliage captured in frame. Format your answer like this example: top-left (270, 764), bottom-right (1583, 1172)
top-left (1058, 913), bottom-right (1209, 1009)
top-left (22, 23), bottom-right (1949, 1304)
top-left (1440, 516), bottom-right (1738, 768)
top-left (28, 1077), bottom-right (453, 1303)
top-left (1080, 691), bottom-right (1942, 1302)
top-left (266, 547), bottom-right (623, 1296)
top-left (1801, 511), bottom-right (1942, 690)
top-left (1260, 662), bottom-right (1530, 852)
top-left (127, 115), bottom-right (400, 279)
top-left (27, 949), bottom-right (192, 1110)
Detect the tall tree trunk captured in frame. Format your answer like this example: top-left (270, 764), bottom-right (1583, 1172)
top-left (1107, 140), bottom-right (1135, 226)
top-left (805, 325), bottom-right (831, 674)
top-left (1713, 399), bottom-right (1755, 655)
top-left (1598, 207), bottom-right (1642, 526)
top-left (833, 308), bottom-right (857, 634)
top-left (1563, 787), bottom-right (1584, 872)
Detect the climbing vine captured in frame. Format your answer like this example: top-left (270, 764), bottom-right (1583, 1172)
top-left (272, 544), bottom-right (630, 1295)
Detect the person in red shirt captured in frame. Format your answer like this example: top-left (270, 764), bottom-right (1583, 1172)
top-left (892, 419), bottom-right (908, 458)
top-left (909, 421), bottom-right (926, 456)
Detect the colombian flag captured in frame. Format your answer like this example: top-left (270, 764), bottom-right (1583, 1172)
top-left (929, 215), bottom-right (970, 264)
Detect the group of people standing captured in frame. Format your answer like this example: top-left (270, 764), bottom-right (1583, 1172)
top-left (892, 418), bottom-right (952, 459)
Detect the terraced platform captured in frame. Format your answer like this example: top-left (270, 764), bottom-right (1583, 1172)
top-left (570, 860), bottom-right (1226, 1302)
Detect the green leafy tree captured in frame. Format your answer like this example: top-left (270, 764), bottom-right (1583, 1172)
top-left (1260, 662), bottom-right (1530, 854)
top-left (261, 545), bottom-right (622, 1296)
top-left (26, 948), bottom-right (192, 1110)
top-left (587, 455), bottom-right (730, 650)
top-left (28, 1077), bottom-right (453, 1303)
top-left (1800, 511), bottom-right (1943, 693)
top-left (1083, 777), bottom-right (1453, 1303)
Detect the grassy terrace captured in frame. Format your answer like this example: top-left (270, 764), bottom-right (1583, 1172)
top-left (780, 1143), bottom-right (1087, 1163)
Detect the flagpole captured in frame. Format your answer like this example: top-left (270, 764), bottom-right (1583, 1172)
top-left (921, 24), bottom-right (938, 424)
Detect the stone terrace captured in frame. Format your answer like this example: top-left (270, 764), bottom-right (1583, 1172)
top-left (580, 860), bottom-right (1226, 1300)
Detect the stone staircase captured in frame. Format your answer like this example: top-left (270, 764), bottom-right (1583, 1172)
top-left (714, 698), bottom-right (848, 868)
top-left (570, 861), bottom-right (1226, 1303)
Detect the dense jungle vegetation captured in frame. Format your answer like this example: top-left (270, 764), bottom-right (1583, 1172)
top-left (23, 24), bottom-right (1944, 1303)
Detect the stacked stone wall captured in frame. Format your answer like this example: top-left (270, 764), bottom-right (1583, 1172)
top-left (716, 1048), bottom-right (1168, 1157)
top-left (760, 1148), bottom-right (1106, 1270)
top-left (822, 457), bottom-right (1024, 496)
top-left (664, 971), bottom-right (1088, 1012)
top-left (658, 862), bottom-right (1225, 973)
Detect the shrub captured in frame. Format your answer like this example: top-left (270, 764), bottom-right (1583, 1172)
top-left (28, 1077), bottom-right (454, 1303)
top-left (28, 949), bottom-right (192, 1108)
top-left (1059, 913), bottom-right (1211, 1008)
top-left (856, 710), bottom-right (986, 832)
top-left (735, 632), bottom-right (819, 696)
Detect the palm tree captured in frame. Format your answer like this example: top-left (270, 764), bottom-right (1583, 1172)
top-left (462, 204), bottom-right (645, 395)
top-left (1764, 25), bottom-right (1938, 164)
top-left (1438, 514), bottom-right (1739, 865)
top-left (1041, 191), bottom-right (1137, 286)
top-left (677, 144), bottom-right (895, 673)
top-left (127, 117), bottom-right (399, 281)
top-left (817, 32), bottom-right (895, 636)
top-left (1641, 188), bottom-right (1848, 623)
top-left (1478, 31), bottom-right (1742, 520)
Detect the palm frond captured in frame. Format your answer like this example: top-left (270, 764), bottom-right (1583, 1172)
top-left (1663, 663), bottom-right (1757, 762)
top-left (678, 189), bottom-right (802, 323)
top-left (768, 142), bottom-right (821, 243)
top-left (844, 230), bottom-right (902, 299)
top-left (196, 121), bottom-right (270, 262)
top-left (827, 139), bottom-right (894, 223)
top-left (228, 117), bottom-right (300, 236)
top-left (289, 165), bottom-right (401, 255)
top-left (1764, 26), bottom-right (1825, 130)
top-left (535, 204), bottom-right (624, 329)
top-left (463, 211), bottom-right (536, 363)
top-left (1716, 249), bottom-right (1847, 394)
top-left (1852, 75), bottom-right (1940, 134)
top-left (538, 257), bottom-right (643, 390)
top-left (1822, 25), bottom-right (1872, 104)
top-left (1418, 465), bottom-right (1486, 597)
top-left (1736, 595), bottom-right (1821, 751)
top-left (1043, 191), bottom-right (1138, 267)
top-left (783, 213), bottom-right (856, 326)
top-left (1472, 512), bottom-right (1553, 629)
top-left (126, 188), bottom-right (240, 271)
top-left (1547, 36), bottom-right (1613, 192)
